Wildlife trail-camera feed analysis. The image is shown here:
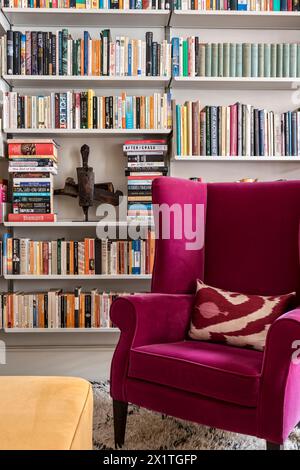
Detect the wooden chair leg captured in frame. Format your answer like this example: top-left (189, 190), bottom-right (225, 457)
top-left (113, 399), bottom-right (128, 449)
top-left (266, 441), bottom-right (284, 450)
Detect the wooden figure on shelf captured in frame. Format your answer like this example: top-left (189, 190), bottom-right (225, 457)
top-left (54, 144), bottom-right (123, 222)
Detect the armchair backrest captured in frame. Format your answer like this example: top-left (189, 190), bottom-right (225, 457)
top-left (152, 178), bottom-right (300, 298)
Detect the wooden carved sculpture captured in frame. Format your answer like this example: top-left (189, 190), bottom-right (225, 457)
top-left (54, 144), bottom-right (123, 221)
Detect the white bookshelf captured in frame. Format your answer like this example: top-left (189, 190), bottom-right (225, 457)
top-left (1, 7), bottom-right (170, 27)
top-left (3, 75), bottom-right (171, 89)
top-left (4, 128), bottom-right (171, 136)
top-left (172, 77), bottom-right (300, 90)
top-left (4, 220), bottom-right (153, 227)
top-left (4, 274), bottom-right (152, 280)
top-left (4, 327), bottom-right (119, 333)
top-left (170, 10), bottom-right (300, 29)
top-left (172, 155), bottom-right (300, 162)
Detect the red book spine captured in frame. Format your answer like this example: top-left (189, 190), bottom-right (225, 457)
top-left (127, 175), bottom-right (158, 180)
top-left (8, 213), bottom-right (56, 222)
top-left (8, 143), bottom-right (56, 156)
top-left (55, 94), bottom-right (60, 129)
top-left (230, 104), bottom-right (237, 157)
top-left (52, 0), bottom-right (58, 7)
top-left (288, 0), bottom-right (292, 9)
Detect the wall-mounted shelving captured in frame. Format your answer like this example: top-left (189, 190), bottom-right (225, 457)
top-left (169, 10), bottom-right (300, 29)
top-left (4, 274), bottom-right (152, 280)
top-left (4, 128), bottom-right (171, 136)
top-left (172, 77), bottom-right (300, 91)
top-left (172, 156), bottom-right (300, 162)
top-left (4, 327), bottom-right (119, 333)
top-left (1, 7), bottom-right (170, 27)
top-left (2, 75), bottom-right (171, 89)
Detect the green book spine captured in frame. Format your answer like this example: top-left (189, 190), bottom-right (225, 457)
top-left (277, 44), bottom-right (283, 78)
top-left (251, 44), bottom-right (258, 78)
top-left (290, 43), bottom-right (297, 78)
top-left (218, 43), bottom-right (223, 77)
top-left (273, 0), bottom-right (280, 10)
top-left (199, 43), bottom-right (206, 77)
top-left (72, 41), bottom-right (77, 76)
top-left (62, 28), bottom-right (68, 76)
top-left (206, 106), bottom-right (211, 156)
top-left (230, 43), bottom-right (236, 77)
top-left (264, 44), bottom-right (271, 78)
top-left (297, 44), bottom-right (300, 77)
top-left (242, 43), bottom-right (251, 77)
top-left (183, 40), bottom-right (188, 77)
top-left (211, 43), bottom-right (218, 77)
top-left (223, 43), bottom-right (230, 77)
top-left (283, 43), bottom-right (290, 78)
top-left (176, 105), bottom-right (181, 156)
top-left (271, 44), bottom-right (277, 78)
top-left (205, 43), bottom-right (212, 77)
top-left (258, 43), bottom-right (264, 78)
top-left (236, 43), bottom-right (243, 77)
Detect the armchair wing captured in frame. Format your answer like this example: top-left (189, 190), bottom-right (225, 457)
top-left (110, 294), bottom-right (194, 402)
top-left (259, 308), bottom-right (300, 443)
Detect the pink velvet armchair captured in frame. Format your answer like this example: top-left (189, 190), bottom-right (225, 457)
top-left (110, 178), bottom-right (300, 450)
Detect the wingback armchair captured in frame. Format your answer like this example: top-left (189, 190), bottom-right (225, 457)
top-left (110, 178), bottom-right (300, 450)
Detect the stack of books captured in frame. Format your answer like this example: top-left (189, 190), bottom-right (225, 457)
top-left (171, 39), bottom-right (300, 78)
top-left (2, 0), bottom-right (170, 9)
top-left (1, 290), bottom-right (129, 329)
top-left (123, 139), bottom-right (168, 222)
top-left (0, 179), bottom-right (8, 223)
top-left (174, 0), bottom-right (299, 10)
top-left (3, 232), bottom-right (155, 275)
top-left (174, 100), bottom-right (300, 157)
top-left (7, 139), bottom-right (58, 222)
top-left (3, 91), bottom-right (172, 130)
top-left (5, 29), bottom-right (171, 77)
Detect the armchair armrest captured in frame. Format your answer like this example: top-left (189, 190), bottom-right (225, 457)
top-left (258, 308), bottom-right (300, 443)
top-left (110, 293), bottom-right (194, 402)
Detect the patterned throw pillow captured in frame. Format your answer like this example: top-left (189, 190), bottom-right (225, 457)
top-left (189, 280), bottom-right (296, 351)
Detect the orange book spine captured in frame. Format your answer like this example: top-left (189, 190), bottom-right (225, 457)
top-left (69, 241), bottom-right (74, 275)
top-left (150, 96), bottom-right (154, 129)
top-left (122, 92), bottom-right (126, 129)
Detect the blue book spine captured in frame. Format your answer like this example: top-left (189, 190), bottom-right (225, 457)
top-left (99, 0), bottom-right (104, 6)
top-left (281, 0), bottom-right (287, 10)
top-left (33, 300), bottom-right (37, 328)
top-left (176, 105), bottom-right (181, 155)
top-left (128, 43), bottom-right (132, 76)
top-left (84, 31), bottom-right (89, 76)
top-left (135, 0), bottom-right (143, 8)
top-left (258, 110), bottom-right (264, 156)
top-left (58, 31), bottom-right (62, 76)
top-left (125, 97), bottom-right (133, 129)
top-left (238, 0), bottom-right (248, 9)
top-left (129, 0), bottom-right (135, 7)
top-left (132, 240), bottom-right (141, 275)
top-left (2, 233), bottom-right (12, 260)
top-left (13, 193), bottom-right (50, 197)
top-left (172, 38), bottom-right (180, 77)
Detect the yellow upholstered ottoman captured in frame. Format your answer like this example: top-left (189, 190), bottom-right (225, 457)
top-left (0, 376), bottom-right (93, 450)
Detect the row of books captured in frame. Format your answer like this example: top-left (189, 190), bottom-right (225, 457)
top-left (5, 30), bottom-right (171, 77)
top-left (171, 39), bottom-right (300, 78)
top-left (2, 0), bottom-right (297, 9)
top-left (0, 290), bottom-right (129, 330)
top-left (3, 91), bottom-right (172, 130)
top-left (174, 100), bottom-right (300, 156)
top-left (2, 0), bottom-right (170, 8)
top-left (174, 0), bottom-right (299, 10)
top-left (8, 139), bottom-right (58, 219)
top-left (124, 139), bottom-right (168, 220)
top-left (3, 232), bottom-right (155, 275)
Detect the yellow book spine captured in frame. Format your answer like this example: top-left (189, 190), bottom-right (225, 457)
top-left (87, 89), bottom-right (95, 129)
top-left (183, 105), bottom-right (188, 156)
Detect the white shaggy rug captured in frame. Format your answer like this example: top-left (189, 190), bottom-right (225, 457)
top-left (92, 382), bottom-right (300, 450)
